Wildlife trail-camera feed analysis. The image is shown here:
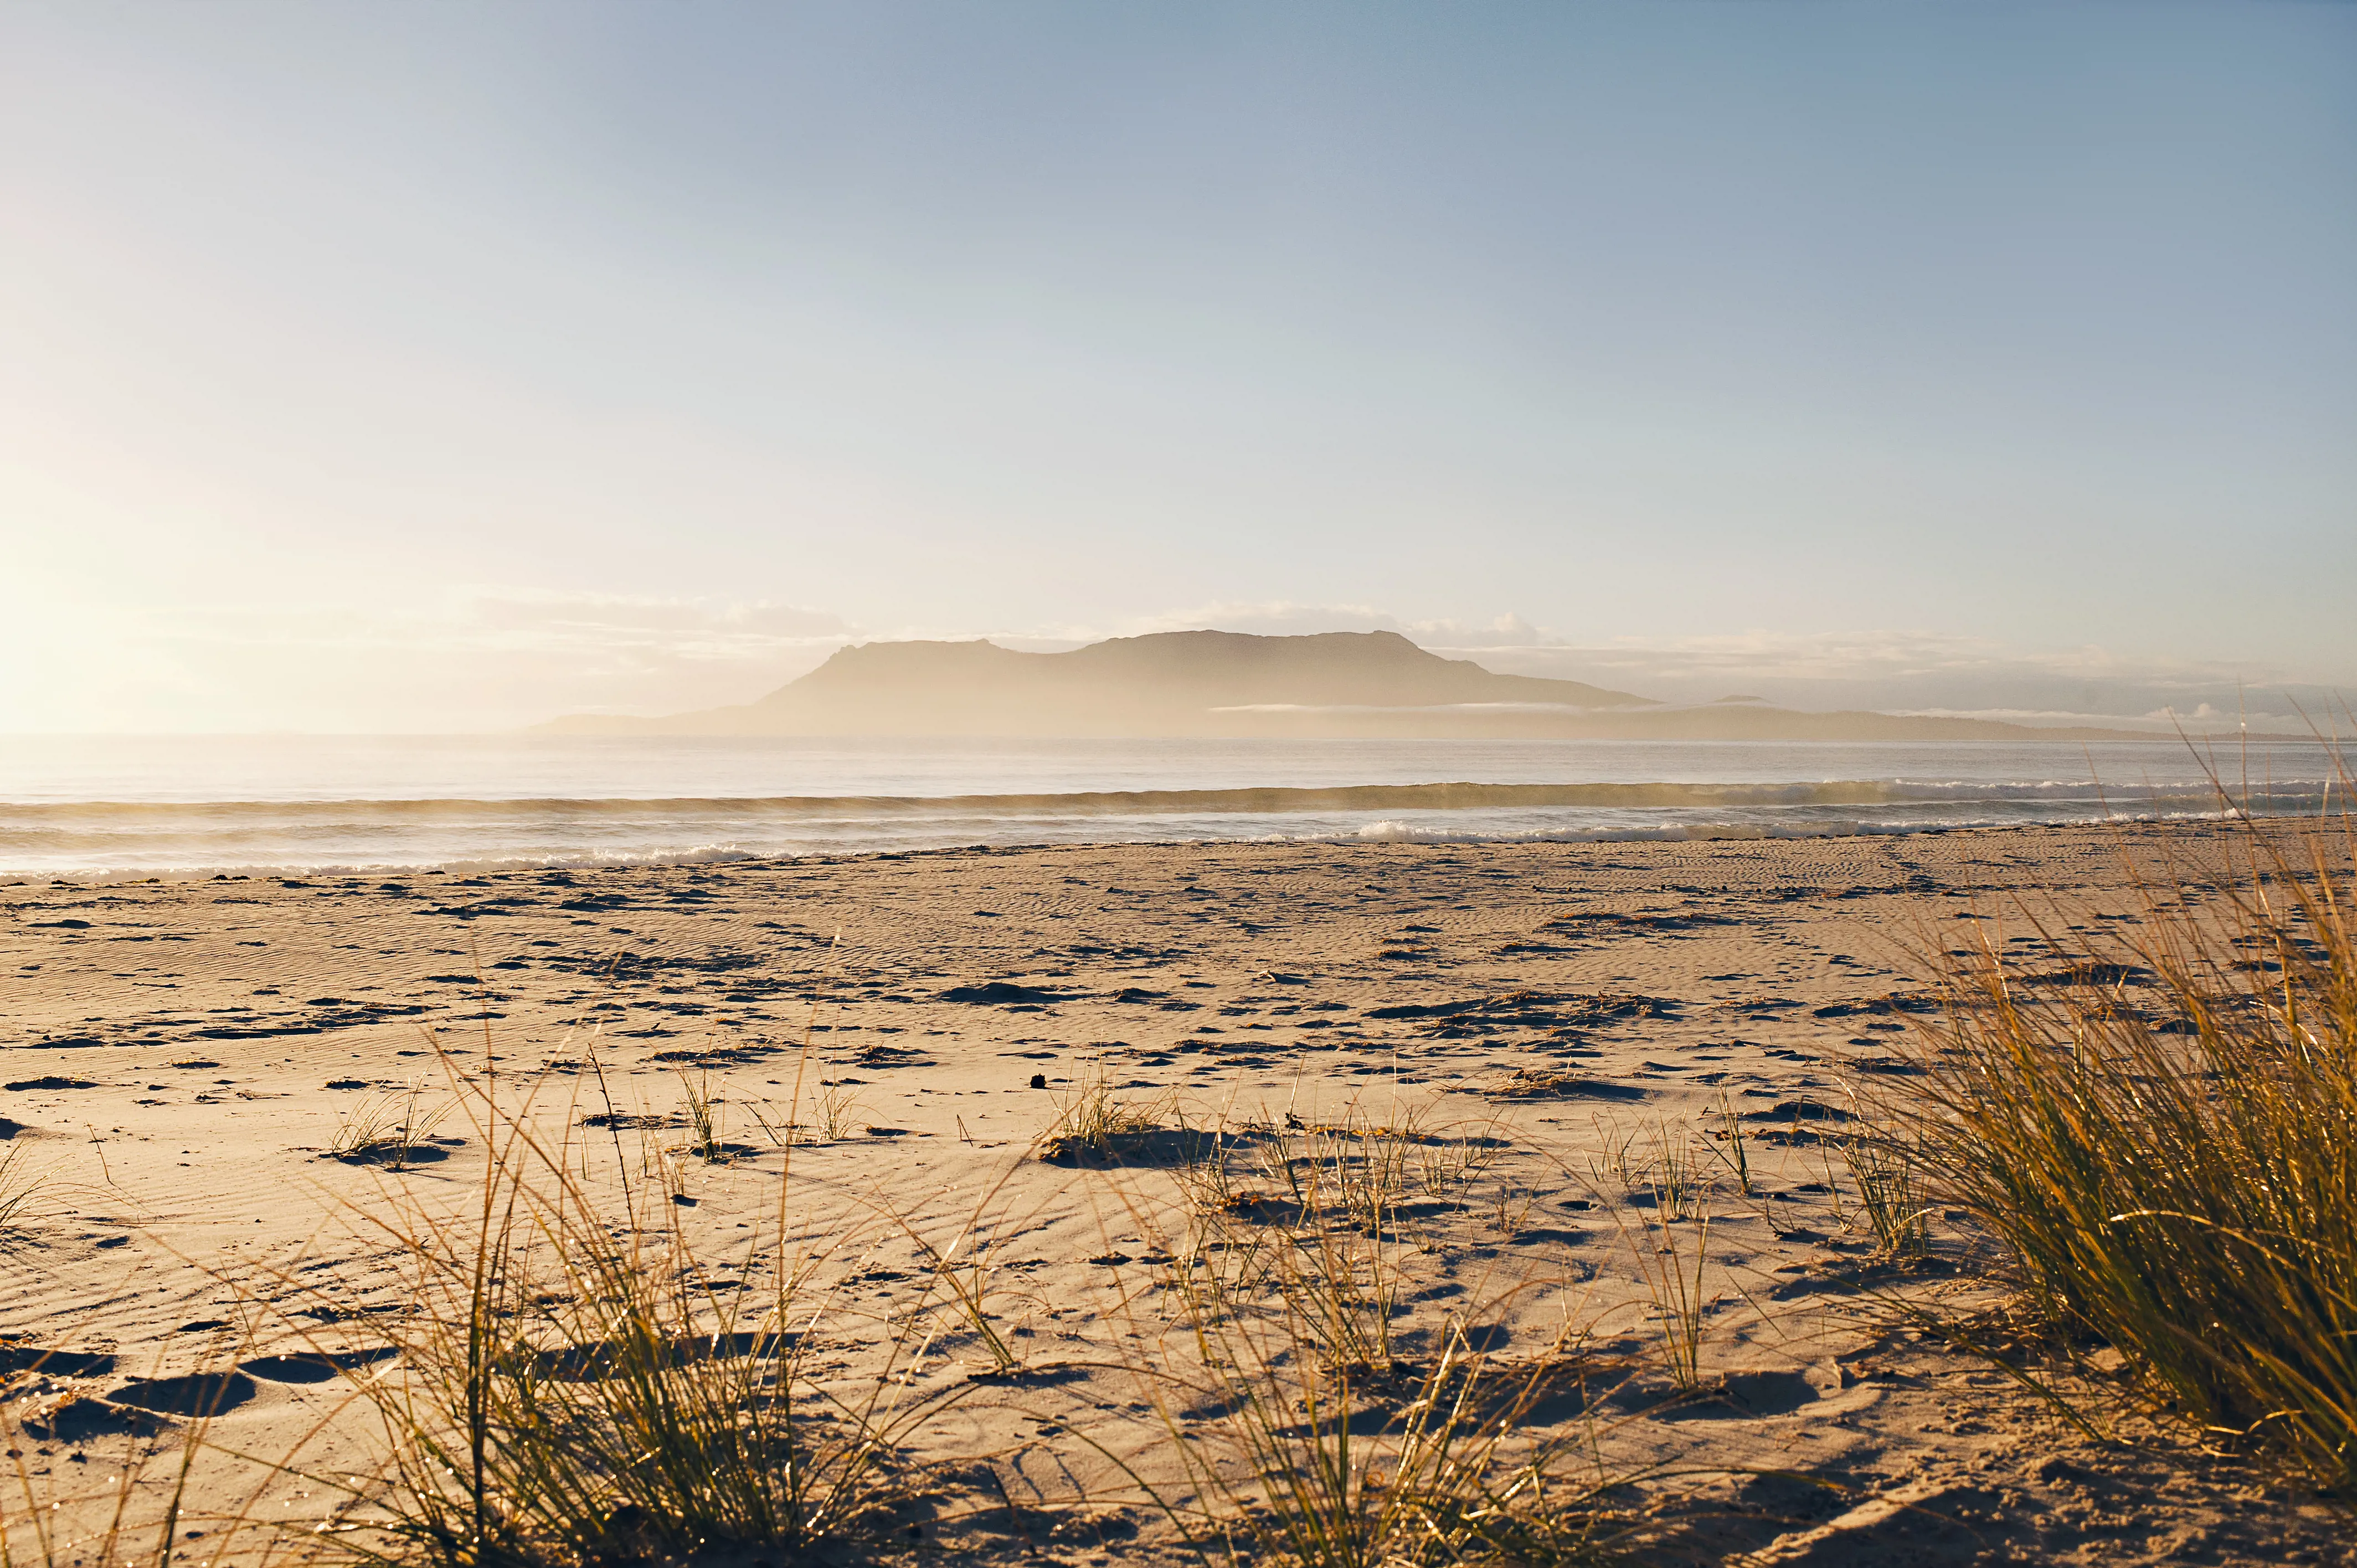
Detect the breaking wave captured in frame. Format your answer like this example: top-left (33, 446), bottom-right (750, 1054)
top-left (0, 772), bottom-right (2332, 879)
top-left (0, 775), bottom-right (2329, 826)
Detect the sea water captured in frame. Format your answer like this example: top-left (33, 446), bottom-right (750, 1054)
top-left (0, 734), bottom-right (2340, 878)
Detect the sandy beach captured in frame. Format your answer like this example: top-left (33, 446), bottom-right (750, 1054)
top-left (11, 2), bottom-right (2348, 1559)
top-left (4, 822), bottom-right (2348, 1565)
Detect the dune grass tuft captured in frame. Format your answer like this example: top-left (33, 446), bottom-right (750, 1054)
top-left (317, 1049), bottom-right (965, 1567)
top-left (1033, 1061), bottom-right (1174, 1164)
top-left (1901, 795), bottom-right (2357, 1487)
top-left (1840, 1132), bottom-right (1930, 1261)
top-left (1146, 1122), bottom-right (1635, 1568)
top-left (0, 1143), bottom-right (56, 1239)
top-left (326, 1082), bottom-right (447, 1169)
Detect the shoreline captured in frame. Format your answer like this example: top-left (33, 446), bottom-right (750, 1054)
top-left (1, 805), bottom-right (2321, 885)
top-left (11, 733), bottom-right (2340, 883)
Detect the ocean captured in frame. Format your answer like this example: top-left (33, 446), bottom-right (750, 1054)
top-left (0, 734), bottom-right (2340, 879)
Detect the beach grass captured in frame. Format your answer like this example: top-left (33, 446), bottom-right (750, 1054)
top-left (325, 1082), bottom-right (448, 1170)
top-left (0, 1143), bottom-right (55, 1239)
top-left (1033, 1059), bottom-right (1175, 1164)
top-left (306, 1050), bottom-right (965, 1568)
top-left (1840, 1131), bottom-right (1930, 1261)
top-left (1620, 1207), bottom-right (1713, 1397)
top-left (1900, 796), bottom-right (2357, 1487)
top-left (1145, 1117), bottom-right (1638, 1568)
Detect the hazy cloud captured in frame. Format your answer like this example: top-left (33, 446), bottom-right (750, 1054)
top-left (1111, 602), bottom-right (1546, 647)
top-left (1439, 631), bottom-right (2348, 730)
top-left (2, 591), bottom-right (858, 732)
top-left (449, 591), bottom-right (853, 661)
top-left (1128, 601), bottom-right (1410, 639)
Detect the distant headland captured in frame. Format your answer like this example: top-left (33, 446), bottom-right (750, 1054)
top-left (534, 629), bottom-right (2163, 741)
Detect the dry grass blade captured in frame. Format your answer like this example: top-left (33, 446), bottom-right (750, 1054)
top-left (746, 1080), bottom-right (864, 1147)
top-left (1702, 1096), bottom-right (1753, 1199)
top-left (1643, 1123), bottom-right (1703, 1225)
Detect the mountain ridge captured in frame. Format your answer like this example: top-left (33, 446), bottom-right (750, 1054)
top-left (533, 628), bottom-right (2161, 741)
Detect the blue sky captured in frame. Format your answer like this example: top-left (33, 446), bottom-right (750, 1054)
top-left (2, 2), bottom-right (2350, 729)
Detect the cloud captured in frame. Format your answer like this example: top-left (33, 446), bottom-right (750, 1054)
top-left (1408, 612), bottom-right (1547, 647)
top-left (445, 591), bottom-right (853, 665)
top-left (1443, 628), bottom-right (2051, 682)
top-left (6, 590), bottom-right (859, 731)
top-left (1894, 707), bottom-right (2301, 729)
top-left (153, 590), bottom-right (854, 657)
top-left (1434, 631), bottom-right (2348, 728)
top-left (1110, 601), bottom-right (1546, 646)
top-left (1125, 601), bottom-right (1410, 639)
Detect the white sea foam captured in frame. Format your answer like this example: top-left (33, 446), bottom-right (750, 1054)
top-left (1338, 809), bottom-right (2250, 848)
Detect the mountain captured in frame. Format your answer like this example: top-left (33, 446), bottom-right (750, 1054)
top-left (532, 629), bottom-right (2154, 740)
top-left (539, 630), bottom-right (1645, 735)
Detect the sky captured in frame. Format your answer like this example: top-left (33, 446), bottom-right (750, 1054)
top-left (2, 1), bottom-right (2351, 732)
